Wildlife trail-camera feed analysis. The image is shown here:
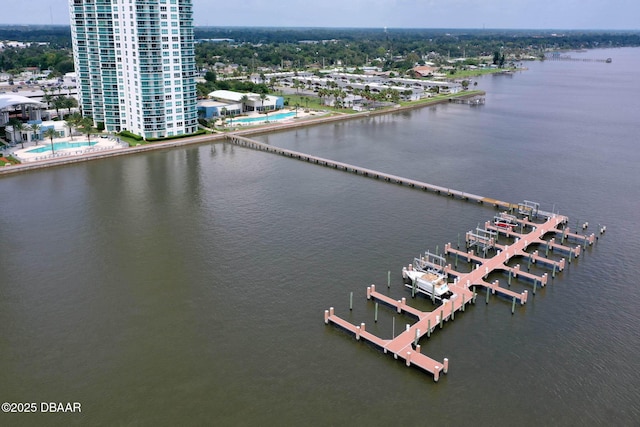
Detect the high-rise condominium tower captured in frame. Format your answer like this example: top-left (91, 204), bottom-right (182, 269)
top-left (69, 0), bottom-right (198, 138)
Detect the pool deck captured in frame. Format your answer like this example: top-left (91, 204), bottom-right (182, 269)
top-left (216, 108), bottom-right (324, 127)
top-left (0, 92), bottom-right (484, 175)
top-left (7, 136), bottom-right (127, 163)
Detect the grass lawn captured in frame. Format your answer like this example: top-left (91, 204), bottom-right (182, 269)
top-left (0, 155), bottom-right (20, 165)
top-left (448, 67), bottom-right (519, 79)
top-left (283, 94), bottom-right (357, 114)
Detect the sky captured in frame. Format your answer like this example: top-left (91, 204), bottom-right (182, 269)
top-left (2, 0), bottom-right (638, 30)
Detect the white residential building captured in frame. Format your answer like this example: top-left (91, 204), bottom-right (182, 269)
top-left (69, 0), bottom-right (198, 139)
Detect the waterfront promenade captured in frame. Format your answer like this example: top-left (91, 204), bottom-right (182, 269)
top-left (0, 92), bottom-right (483, 176)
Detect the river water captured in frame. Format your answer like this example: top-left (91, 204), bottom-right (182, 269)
top-left (1, 48), bottom-right (639, 426)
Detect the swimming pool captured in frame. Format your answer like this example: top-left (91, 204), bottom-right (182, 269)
top-left (231, 111), bottom-right (296, 124)
top-left (27, 141), bottom-right (93, 154)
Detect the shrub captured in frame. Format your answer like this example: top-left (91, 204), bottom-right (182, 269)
top-left (118, 130), bottom-right (144, 141)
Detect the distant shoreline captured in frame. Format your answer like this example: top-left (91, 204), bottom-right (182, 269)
top-left (0, 91), bottom-right (484, 177)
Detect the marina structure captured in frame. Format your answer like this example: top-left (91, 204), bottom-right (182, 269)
top-left (325, 209), bottom-right (599, 381)
top-left (224, 133), bottom-right (601, 383)
top-left (69, 0), bottom-right (198, 138)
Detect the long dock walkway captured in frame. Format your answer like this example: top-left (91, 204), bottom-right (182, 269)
top-left (326, 210), bottom-right (598, 381)
top-left (227, 134), bottom-right (516, 210)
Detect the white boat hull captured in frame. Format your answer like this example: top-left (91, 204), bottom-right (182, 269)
top-left (403, 269), bottom-right (451, 298)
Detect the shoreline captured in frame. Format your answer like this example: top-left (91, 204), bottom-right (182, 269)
top-left (0, 91), bottom-right (484, 177)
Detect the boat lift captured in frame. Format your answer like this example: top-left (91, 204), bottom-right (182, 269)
top-left (466, 227), bottom-right (497, 256)
top-left (494, 212), bottom-right (518, 227)
top-left (414, 250), bottom-right (447, 274)
top-left (518, 200), bottom-right (540, 218)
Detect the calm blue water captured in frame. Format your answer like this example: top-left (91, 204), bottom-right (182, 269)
top-left (233, 111), bottom-right (296, 123)
top-left (0, 47), bottom-right (638, 426)
top-left (27, 141), bottom-right (92, 153)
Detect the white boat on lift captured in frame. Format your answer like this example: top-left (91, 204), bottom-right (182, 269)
top-left (402, 263), bottom-right (451, 300)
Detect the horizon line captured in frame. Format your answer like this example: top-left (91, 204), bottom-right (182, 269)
top-left (0, 24), bottom-right (638, 32)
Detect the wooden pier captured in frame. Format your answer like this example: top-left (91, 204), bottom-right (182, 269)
top-left (226, 133), bottom-right (602, 382)
top-left (325, 210), bottom-right (599, 381)
top-left (227, 134), bottom-right (516, 210)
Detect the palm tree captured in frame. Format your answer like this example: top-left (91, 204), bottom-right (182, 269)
top-left (62, 96), bottom-right (78, 115)
top-left (43, 127), bottom-right (57, 155)
top-left (259, 93), bottom-right (267, 112)
top-left (8, 118), bottom-right (21, 146)
top-left (52, 96), bottom-right (65, 119)
top-left (240, 94), bottom-right (249, 112)
top-left (65, 113), bottom-right (82, 140)
top-left (41, 88), bottom-right (54, 109)
top-left (79, 117), bottom-right (95, 146)
top-left (13, 121), bottom-right (25, 149)
top-left (29, 123), bottom-right (41, 145)
top-left (318, 88), bottom-right (329, 106)
top-left (220, 107), bottom-right (227, 127)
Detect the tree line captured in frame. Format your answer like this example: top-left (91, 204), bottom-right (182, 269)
top-left (2, 26), bottom-right (639, 83)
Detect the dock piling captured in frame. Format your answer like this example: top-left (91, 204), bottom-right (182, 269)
top-left (325, 208), bottom-right (596, 381)
top-left (392, 317), bottom-right (395, 339)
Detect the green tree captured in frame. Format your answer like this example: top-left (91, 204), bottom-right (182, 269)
top-left (220, 107), bottom-right (227, 127)
top-left (61, 96), bottom-right (78, 116)
top-left (29, 123), bottom-right (41, 144)
top-left (52, 96), bottom-right (66, 119)
top-left (65, 113), bottom-right (82, 140)
top-left (79, 117), bottom-right (95, 145)
top-left (43, 127), bottom-right (57, 155)
top-left (42, 88), bottom-right (54, 109)
top-left (259, 93), bottom-right (267, 112)
top-left (240, 94), bottom-right (249, 112)
top-left (9, 119), bottom-right (25, 149)
top-left (204, 70), bottom-right (216, 82)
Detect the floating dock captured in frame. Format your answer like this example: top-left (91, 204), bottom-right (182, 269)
top-left (325, 207), bottom-right (600, 382)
